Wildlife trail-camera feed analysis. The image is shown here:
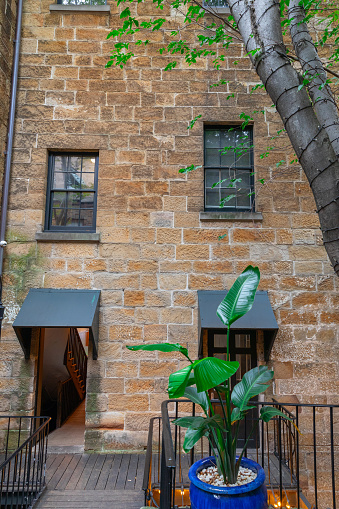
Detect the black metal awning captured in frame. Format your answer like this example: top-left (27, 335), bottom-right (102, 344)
top-left (198, 290), bottom-right (278, 361)
top-left (13, 289), bottom-right (100, 360)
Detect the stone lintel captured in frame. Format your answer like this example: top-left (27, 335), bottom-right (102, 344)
top-left (49, 4), bottom-right (111, 12)
top-left (199, 211), bottom-right (263, 222)
top-left (35, 231), bottom-right (100, 242)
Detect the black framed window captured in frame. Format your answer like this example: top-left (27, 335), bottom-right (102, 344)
top-left (45, 153), bottom-right (98, 232)
top-left (57, 0), bottom-right (107, 5)
top-left (203, 0), bottom-right (229, 8)
top-left (204, 126), bottom-right (254, 211)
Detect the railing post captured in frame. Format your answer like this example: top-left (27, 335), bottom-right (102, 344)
top-left (160, 437), bottom-right (172, 509)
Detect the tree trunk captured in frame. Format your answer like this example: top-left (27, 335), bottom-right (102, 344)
top-left (228, 0), bottom-right (339, 275)
top-left (288, 0), bottom-right (339, 157)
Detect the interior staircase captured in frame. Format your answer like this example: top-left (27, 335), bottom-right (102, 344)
top-left (64, 327), bottom-right (87, 401)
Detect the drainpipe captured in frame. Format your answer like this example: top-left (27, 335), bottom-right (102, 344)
top-left (0, 0), bottom-right (24, 338)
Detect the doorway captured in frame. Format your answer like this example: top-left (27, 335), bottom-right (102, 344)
top-left (36, 327), bottom-right (88, 451)
top-left (207, 329), bottom-right (258, 448)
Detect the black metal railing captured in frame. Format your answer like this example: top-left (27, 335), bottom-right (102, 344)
top-left (0, 416), bottom-right (50, 509)
top-left (56, 378), bottom-right (80, 429)
top-left (143, 399), bottom-right (338, 509)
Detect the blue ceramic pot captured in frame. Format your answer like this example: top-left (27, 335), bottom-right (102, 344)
top-left (189, 456), bottom-right (267, 509)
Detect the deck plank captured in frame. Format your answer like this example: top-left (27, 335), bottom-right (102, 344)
top-left (65, 454), bottom-right (91, 490)
top-left (75, 454), bottom-right (98, 490)
top-left (34, 490), bottom-right (143, 509)
top-left (85, 454), bottom-right (107, 490)
top-left (135, 454), bottom-right (146, 490)
top-left (105, 454), bottom-right (123, 490)
top-left (125, 453), bottom-right (138, 490)
top-left (95, 454), bottom-right (115, 490)
top-left (48, 454), bottom-right (74, 490)
top-left (115, 454), bottom-right (131, 490)
top-left (55, 454), bottom-right (82, 491)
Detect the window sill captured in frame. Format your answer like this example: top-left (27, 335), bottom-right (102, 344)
top-left (50, 4), bottom-right (110, 12)
top-left (200, 211), bottom-right (263, 222)
top-left (36, 231), bottom-right (100, 242)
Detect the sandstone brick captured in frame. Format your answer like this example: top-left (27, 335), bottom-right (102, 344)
top-left (108, 394), bottom-right (149, 412)
top-left (139, 361), bottom-right (178, 378)
top-left (124, 291), bottom-right (145, 307)
top-left (176, 245), bottom-right (209, 260)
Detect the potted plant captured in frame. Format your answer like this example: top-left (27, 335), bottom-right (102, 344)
top-left (128, 266), bottom-right (295, 509)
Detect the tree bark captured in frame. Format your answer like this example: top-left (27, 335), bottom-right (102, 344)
top-left (288, 0), bottom-right (339, 158)
top-left (228, 0), bottom-right (339, 275)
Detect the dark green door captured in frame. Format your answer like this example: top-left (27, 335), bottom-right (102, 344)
top-left (207, 329), bottom-right (258, 449)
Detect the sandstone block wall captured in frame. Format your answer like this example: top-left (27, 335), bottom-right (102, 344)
top-left (0, 0), bottom-right (337, 453)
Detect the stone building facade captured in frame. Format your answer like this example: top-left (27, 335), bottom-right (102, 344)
top-left (0, 0), bottom-right (338, 455)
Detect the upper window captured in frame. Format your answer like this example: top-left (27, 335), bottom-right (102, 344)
top-left (45, 153), bottom-right (98, 232)
top-left (56, 0), bottom-right (106, 5)
top-left (203, 0), bottom-right (229, 8)
top-left (204, 126), bottom-right (254, 211)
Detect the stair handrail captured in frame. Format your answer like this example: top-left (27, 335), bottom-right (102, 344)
top-left (65, 328), bottom-right (88, 393)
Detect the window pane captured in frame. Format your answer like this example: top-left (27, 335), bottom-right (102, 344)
top-left (214, 353), bottom-right (226, 360)
top-left (237, 190), bottom-right (251, 209)
top-left (220, 130), bottom-right (235, 166)
top-left (220, 168), bottom-right (234, 187)
top-left (82, 156), bottom-right (96, 172)
top-left (236, 354), bottom-right (252, 381)
top-left (80, 192), bottom-right (94, 208)
top-left (52, 192), bottom-right (67, 208)
top-left (81, 173), bottom-right (95, 190)
top-left (214, 334), bottom-right (227, 348)
top-left (66, 209), bottom-right (80, 227)
top-left (205, 188), bottom-right (220, 207)
top-left (205, 148), bottom-right (220, 167)
top-left (51, 208), bottom-right (67, 227)
top-left (205, 169), bottom-right (220, 188)
top-left (220, 148), bottom-right (234, 167)
top-left (205, 130), bottom-right (220, 148)
top-left (236, 170), bottom-right (250, 187)
top-left (53, 172), bottom-right (81, 190)
top-left (68, 191), bottom-right (81, 209)
top-left (80, 209), bottom-right (94, 227)
top-left (58, 0), bottom-right (106, 5)
top-left (235, 131), bottom-right (251, 167)
top-left (221, 188), bottom-right (236, 207)
top-left (235, 334), bottom-right (251, 348)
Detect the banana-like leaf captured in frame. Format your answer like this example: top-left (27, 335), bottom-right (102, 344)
top-left (168, 364), bottom-right (193, 398)
top-left (173, 416), bottom-right (205, 429)
top-left (231, 365), bottom-right (273, 411)
top-left (183, 427), bottom-right (208, 453)
top-left (216, 265), bottom-right (260, 327)
top-left (127, 342), bottom-right (189, 359)
top-left (180, 415), bottom-right (225, 452)
top-left (183, 386), bottom-right (209, 415)
top-left (193, 357), bottom-right (239, 393)
top-left (260, 406), bottom-right (301, 433)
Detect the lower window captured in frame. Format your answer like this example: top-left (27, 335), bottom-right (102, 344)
top-left (45, 153), bottom-right (98, 232)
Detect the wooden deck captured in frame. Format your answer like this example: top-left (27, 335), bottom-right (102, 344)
top-left (35, 453), bottom-right (146, 509)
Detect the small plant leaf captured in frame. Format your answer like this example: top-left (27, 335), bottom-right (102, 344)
top-left (260, 406), bottom-right (301, 433)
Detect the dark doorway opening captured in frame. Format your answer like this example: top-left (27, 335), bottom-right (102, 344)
top-left (36, 327), bottom-right (88, 438)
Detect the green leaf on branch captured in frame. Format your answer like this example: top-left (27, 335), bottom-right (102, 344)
top-left (188, 114), bottom-right (202, 130)
top-left (182, 426), bottom-right (208, 452)
top-left (231, 365), bottom-right (274, 411)
top-left (216, 265), bottom-right (260, 327)
top-left (179, 164), bottom-right (202, 174)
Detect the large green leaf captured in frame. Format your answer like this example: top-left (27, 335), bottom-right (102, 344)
top-left (231, 365), bottom-right (273, 411)
top-left (260, 407), bottom-right (301, 433)
top-left (183, 386), bottom-right (209, 415)
top-left (193, 357), bottom-right (239, 393)
top-left (173, 416), bottom-right (206, 429)
top-left (168, 364), bottom-right (193, 398)
top-left (216, 265), bottom-right (260, 327)
top-left (183, 427), bottom-right (208, 453)
top-left (127, 342), bottom-right (189, 359)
